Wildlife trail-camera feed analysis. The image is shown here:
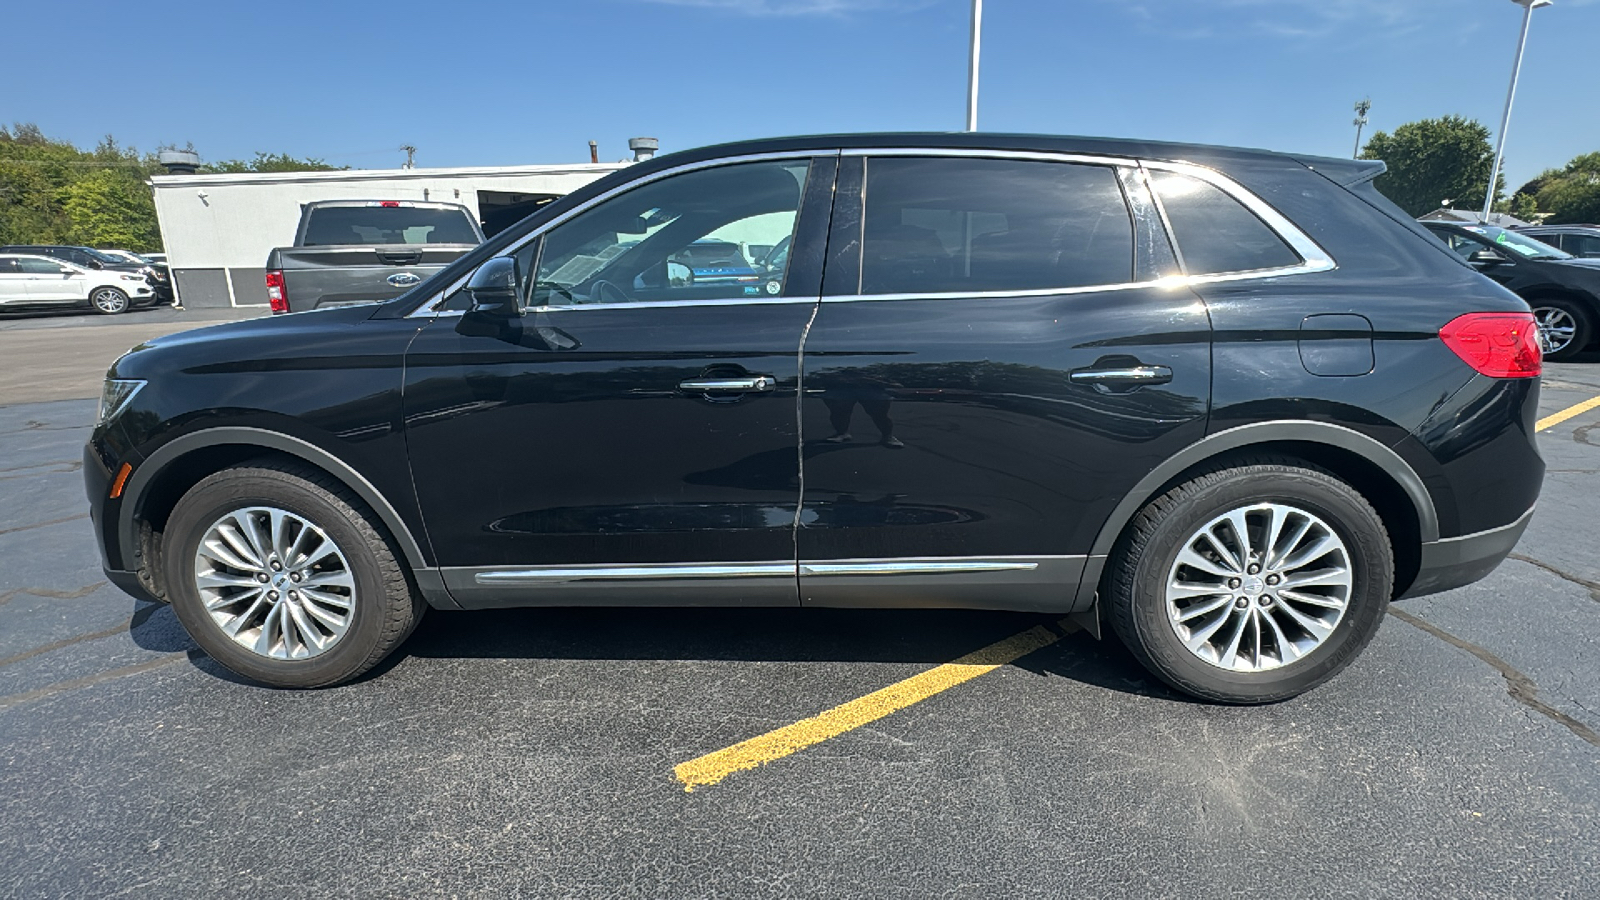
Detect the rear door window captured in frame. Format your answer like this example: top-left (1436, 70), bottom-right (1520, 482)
top-left (859, 157), bottom-right (1134, 295)
top-left (1149, 170), bottom-right (1301, 275)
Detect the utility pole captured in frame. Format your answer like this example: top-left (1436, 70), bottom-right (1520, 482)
top-left (1483, 0), bottom-right (1552, 222)
top-left (1351, 98), bottom-right (1371, 158)
top-left (966, 0), bottom-right (982, 132)
top-left (399, 144), bottom-right (417, 169)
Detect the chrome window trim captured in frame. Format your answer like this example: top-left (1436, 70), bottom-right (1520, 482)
top-left (411, 145), bottom-right (1336, 319)
top-left (408, 150), bottom-right (834, 318)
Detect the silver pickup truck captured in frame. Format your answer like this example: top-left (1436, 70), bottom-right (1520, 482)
top-left (264, 200), bottom-right (484, 313)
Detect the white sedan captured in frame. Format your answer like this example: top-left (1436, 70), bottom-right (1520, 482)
top-left (0, 253), bottom-right (155, 315)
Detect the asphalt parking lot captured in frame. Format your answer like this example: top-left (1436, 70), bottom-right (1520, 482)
top-left (3, 310), bottom-right (1600, 898)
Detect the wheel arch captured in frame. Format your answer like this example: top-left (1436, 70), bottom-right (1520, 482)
top-left (119, 428), bottom-right (430, 576)
top-left (1073, 421), bottom-right (1436, 613)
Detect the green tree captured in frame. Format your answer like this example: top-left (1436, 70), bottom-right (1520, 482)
top-left (202, 152), bottom-right (344, 174)
top-left (1360, 116), bottom-right (1503, 217)
top-left (1533, 152), bottom-right (1600, 225)
top-left (62, 168), bottom-right (162, 250)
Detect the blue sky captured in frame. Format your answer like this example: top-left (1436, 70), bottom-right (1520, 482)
top-left (6, 0), bottom-right (1597, 190)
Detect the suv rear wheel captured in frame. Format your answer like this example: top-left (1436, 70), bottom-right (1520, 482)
top-left (163, 461), bottom-right (425, 688)
top-left (1105, 461), bottom-right (1393, 704)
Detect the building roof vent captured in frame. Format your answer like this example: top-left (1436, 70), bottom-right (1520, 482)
top-left (628, 137), bottom-right (659, 162)
top-left (158, 149), bottom-right (202, 174)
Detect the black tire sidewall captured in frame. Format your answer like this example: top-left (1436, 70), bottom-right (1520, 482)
top-left (164, 469), bottom-right (395, 687)
top-left (1121, 469), bottom-right (1393, 703)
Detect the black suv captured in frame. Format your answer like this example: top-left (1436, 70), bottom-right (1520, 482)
top-left (1420, 221), bottom-right (1600, 360)
top-left (86, 134), bottom-right (1544, 703)
top-left (1513, 224), bottom-right (1600, 260)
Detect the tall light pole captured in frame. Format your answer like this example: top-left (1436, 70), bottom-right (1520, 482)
top-left (1352, 98), bottom-right (1371, 158)
top-left (966, 0), bottom-right (983, 132)
top-left (1483, 0), bottom-right (1552, 222)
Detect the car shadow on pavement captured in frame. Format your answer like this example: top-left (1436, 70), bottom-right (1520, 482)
top-left (126, 596), bottom-right (1188, 700)
top-left (380, 605), bottom-right (1188, 702)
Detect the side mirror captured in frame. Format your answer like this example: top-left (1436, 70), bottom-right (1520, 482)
top-left (463, 257), bottom-right (523, 318)
top-left (59, 266), bottom-right (76, 275)
top-left (1467, 249), bottom-right (1504, 266)
top-left (667, 261), bottom-right (694, 287)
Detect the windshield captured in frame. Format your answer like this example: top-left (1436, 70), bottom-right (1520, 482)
top-left (1460, 225), bottom-right (1573, 260)
top-left (86, 248), bottom-right (136, 265)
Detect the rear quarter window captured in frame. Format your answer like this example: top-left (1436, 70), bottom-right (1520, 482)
top-left (1150, 170), bottom-right (1301, 275)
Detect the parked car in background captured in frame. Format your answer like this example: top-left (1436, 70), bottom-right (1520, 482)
top-left (264, 200), bottom-right (485, 314)
top-left (0, 252), bottom-right (157, 314)
top-left (668, 239), bottom-right (763, 287)
top-left (141, 252), bottom-right (168, 265)
top-left (1420, 221), bottom-right (1600, 360)
top-left (1514, 224), bottom-right (1600, 259)
top-left (89, 133), bottom-right (1542, 705)
top-left (96, 248), bottom-right (174, 303)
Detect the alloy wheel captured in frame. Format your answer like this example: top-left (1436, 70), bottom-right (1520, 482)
top-left (1532, 306), bottom-right (1577, 356)
top-left (92, 288), bottom-right (127, 314)
top-left (1164, 502), bottom-right (1352, 672)
top-left (192, 506), bottom-right (357, 660)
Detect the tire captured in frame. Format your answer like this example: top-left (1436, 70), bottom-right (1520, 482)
top-left (162, 460), bottom-right (425, 688)
top-left (90, 287), bottom-right (130, 315)
top-left (1527, 295), bottom-right (1593, 362)
top-left (1105, 460), bottom-right (1393, 704)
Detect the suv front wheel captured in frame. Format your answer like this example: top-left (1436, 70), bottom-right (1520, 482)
top-left (1106, 461), bottom-right (1394, 704)
top-left (163, 461), bottom-right (426, 688)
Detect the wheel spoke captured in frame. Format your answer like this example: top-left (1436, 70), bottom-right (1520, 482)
top-left (284, 601), bottom-right (323, 654)
top-left (300, 570), bottom-right (354, 590)
top-left (1281, 533), bottom-right (1340, 571)
top-left (1177, 547), bottom-right (1237, 579)
top-left (198, 538), bottom-right (257, 573)
top-left (1198, 529), bottom-right (1243, 572)
top-left (1174, 594), bottom-right (1233, 622)
top-left (1217, 608), bottom-right (1253, 669)
top-left (1280, 567), bottom-right (1351, 591)
top-left (1279, 588), bottom-right (1346, 610)
top-left (299, 586), bottom-right (352, 610)
top-left (1260, 609), bottom-right (1302, 663)
top-left (1268, 516), bottom-right (1313, 569)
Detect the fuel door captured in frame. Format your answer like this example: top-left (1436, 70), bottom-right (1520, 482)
top-left (1299, 313), bottom-right (1374, 377)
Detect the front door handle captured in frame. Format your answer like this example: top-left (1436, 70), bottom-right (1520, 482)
top-left (678, 375), bottom-right (776, 393)
top-left (1069, 365), bottom-right (1173, 386)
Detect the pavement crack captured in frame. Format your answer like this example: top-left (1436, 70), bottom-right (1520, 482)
top-left (1508, 553), bottom-right (1600, 602)
top-left (0, 512), bottom-right (89, 537)
top-left (0, 580), bottom-right (107, 609)
top-left (0, 653), bottom-right (189, 712)
top-left (1388, 607), bottom-right (1600, 751)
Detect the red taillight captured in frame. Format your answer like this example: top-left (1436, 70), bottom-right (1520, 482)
top-left (1439, 312), bottom-right (1542, 378)
top-left (380, 201), bottom-right (401, 207)
top-left (264, 270), bottom-right (289, 314)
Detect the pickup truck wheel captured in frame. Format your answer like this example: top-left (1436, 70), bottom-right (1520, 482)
top-left (1104, 460), bottom-right (1393, 704)
top-left (162, 460), bottom-right (425, 688)
top-left (90, 287), bottom-right (130, 315)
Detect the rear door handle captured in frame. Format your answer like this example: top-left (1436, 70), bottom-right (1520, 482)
top-left (1069, 365), bottom-right (1173, 386)
top-left (678, 376), bottom-right (776, 393)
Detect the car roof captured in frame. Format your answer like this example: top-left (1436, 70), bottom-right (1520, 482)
top-left (624, 132), bottom-right (1386, 187)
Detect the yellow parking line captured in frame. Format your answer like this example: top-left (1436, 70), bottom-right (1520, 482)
top-left (1536, 394), bottom-right (1600, 432)
top-left (674, 618), bottom-right (1076, 792)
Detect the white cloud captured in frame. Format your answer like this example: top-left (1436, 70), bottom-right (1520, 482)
top-left (639, 0), bottom-right (932, 16)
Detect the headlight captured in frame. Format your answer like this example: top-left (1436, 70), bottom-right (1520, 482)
top-left (98, 379), bottom-right (145, 426)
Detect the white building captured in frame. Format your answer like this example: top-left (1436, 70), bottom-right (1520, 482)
top-left (150, 162), bottom-right (626, 308)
